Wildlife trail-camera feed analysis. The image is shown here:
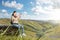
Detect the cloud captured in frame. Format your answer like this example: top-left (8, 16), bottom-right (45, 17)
top-left (30, 0), bottom-right (60, 20)
top-left (0, 9), bottom-right (11, 18)
top-left (2, 1), bottom-right (23, 10)
top-left (1, 0), bottom-right (60, 20)
top-left (30, 2), bottom-right (33, 4)
top-left (51, 0), bottom-right (60, 8)
top-left (21, 0), bottom-right (60, 20)
top-left (36, 0), bottom-right (60, 8)
top-left (21, 11), bottom-right (30, 19)
top-left (2, 9), bottom-right (7, 13)
top-left (30, 2), bottom-right (35, 5)
top-left (21, 11), bottom-right (48, 20)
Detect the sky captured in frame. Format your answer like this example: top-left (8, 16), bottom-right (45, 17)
top-left (0, 0), bottom-right (60, 20)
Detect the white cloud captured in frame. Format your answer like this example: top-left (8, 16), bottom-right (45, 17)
top-left (1, 0), bottom-right (60, 20)
top-left (30, 2), bottom-right (33, 4)
top-left (0, 9), bottom-right (12, 18)
top-left (2, 1), bottom-right (23, 10)
top-left (21, 2), bottom-right (60, 20)
top-left (36, 0), bottom-right (60, 8)
top-left (21, 11), bottom-right (30, 19)
top-left (51, 0), bottom-right (60, 9)
top-left (2, 9), bottom-right (7, 13)
top-left (30, 0), bottom-right (60, 20)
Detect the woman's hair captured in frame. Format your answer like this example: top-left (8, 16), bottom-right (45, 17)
top-left (12, 11), bottom-right (16, 16)
top-left (11, 11), bottom-right (16, 24)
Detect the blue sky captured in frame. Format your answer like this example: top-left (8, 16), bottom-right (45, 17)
top-left (0, 0), bottom-right (60, 20)
top-left (0, 0), bottom-right (35, 13)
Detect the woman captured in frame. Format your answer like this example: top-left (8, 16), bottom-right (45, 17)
top-left (11, 11), bottom-right (26, 36)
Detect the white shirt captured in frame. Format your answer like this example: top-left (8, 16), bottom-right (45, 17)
top-left (11, 16), bottom-right (19, 23)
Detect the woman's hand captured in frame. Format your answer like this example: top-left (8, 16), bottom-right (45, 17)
top-left (18, 13), bottom-right (21, 19)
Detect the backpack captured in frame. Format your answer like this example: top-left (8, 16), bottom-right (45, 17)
top-left (11, 20), bottom-right (13, 24)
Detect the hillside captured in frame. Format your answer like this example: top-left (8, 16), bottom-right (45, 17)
top-left (0, 18), bottom-right (60, 40)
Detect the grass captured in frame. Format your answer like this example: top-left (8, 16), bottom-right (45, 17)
top-left (0, 18), bottom-right (60, 40)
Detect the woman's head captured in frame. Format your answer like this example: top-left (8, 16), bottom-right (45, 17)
top-left (12, 11), bottom-right (17, 16)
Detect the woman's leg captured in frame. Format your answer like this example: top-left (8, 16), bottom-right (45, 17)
top-left (15, 24), bottom-right (21, 34)
top-left (12, 24), bottom-right (26, 36)
top-left (20, 25), bottom-right (26, 36)
top-left (19, 24), bottom-right (24, 34)
top-left (12, 24), bottom-right (21, 34)
top-left (18, 24), bottom-right (26, 36)
top-left (21, 25), bottom-right (24, 34)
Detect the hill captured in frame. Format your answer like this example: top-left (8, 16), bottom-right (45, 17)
top-left (0, 18), bottom-right (60, 40)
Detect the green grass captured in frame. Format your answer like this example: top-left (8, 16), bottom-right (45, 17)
top-left (0, 18), bottom-right (60, 40)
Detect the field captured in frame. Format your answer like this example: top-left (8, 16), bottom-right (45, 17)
top-left (0, 18), bottom-right (60, 40)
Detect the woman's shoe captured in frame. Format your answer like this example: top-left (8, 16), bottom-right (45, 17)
top-left (22, 33), bottom-right (26, 36)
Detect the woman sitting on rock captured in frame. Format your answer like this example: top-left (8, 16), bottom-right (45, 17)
top-left (11, 11), bottom-right (26, 36)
